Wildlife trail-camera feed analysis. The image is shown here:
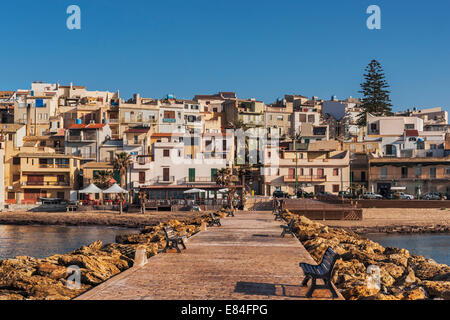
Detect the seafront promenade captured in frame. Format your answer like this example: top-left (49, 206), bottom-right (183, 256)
top-left (76, 211), bottom-right (343, 300)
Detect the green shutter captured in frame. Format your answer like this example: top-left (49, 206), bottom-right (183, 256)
top-left (211, 168), bottom-right (217, 182)
top-left (189, 168), bottom-right (195, 182)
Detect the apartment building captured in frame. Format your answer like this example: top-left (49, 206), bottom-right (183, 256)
top-left (64, 123), bottom-right (112, 163)
top-left (291, 106), bottom-right (320, 137)
top-left (368, 155), bottom-right (450, 197)
top-left (108, 93), bottom-right (158, 139)
top-left (263, 141), bottom-right (350, 195)
top-left (265, 97), bottom-right (294, 139)
top-left (134, 133), bottom-right (231, 200)
top-left (9, 152), bottom-right (80, 204)
top-left (223, 98), bottom-right (265, 128)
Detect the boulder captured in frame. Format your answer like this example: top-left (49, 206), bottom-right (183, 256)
top-left (421, 281), bottom-right (450, 300)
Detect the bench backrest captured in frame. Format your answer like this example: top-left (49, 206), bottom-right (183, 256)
top-left (319, 247), bottom-right (340, 275)
top-left (288, 219), bottom-right (295, 228)
top-left (163, 226), bottom-right (176, 239)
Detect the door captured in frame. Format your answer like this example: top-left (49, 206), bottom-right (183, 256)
top-left (139, 172), bottom-right (146, 184)
top-left (288, 168), bottom-right (295, 179)
top-left (188, 168), bottom-right (195, 182)
top-left (163, 168), bottom-right (170, 182)
top-left (317, 168), bottom-right (324, 178)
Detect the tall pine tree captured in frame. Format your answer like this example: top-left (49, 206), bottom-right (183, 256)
top-left (357, 60), bottom-right (393, 126)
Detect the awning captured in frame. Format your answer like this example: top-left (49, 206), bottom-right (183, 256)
top-left (391, 187), bottom-right (406, 191)
top-left (79, 183), bottom-right (103, 194)
top-left (183, 188), bottom-right (206, 194)
top-left (103, 183), bottom-right (128, 194)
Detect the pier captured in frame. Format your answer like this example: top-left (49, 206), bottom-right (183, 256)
top-left (76, 211), bottom-right (343, 300)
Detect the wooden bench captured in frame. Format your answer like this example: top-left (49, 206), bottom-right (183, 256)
top-left (280, 219), bottom-right (295, 237)
top-left (299, 247), bottom-right (340, 298)
top-left (273, 208), bottom-right (283, 221)
top-left (208, 213), bottom-right (221, 227)
top-left (162, 226), bottom-right (187, 253)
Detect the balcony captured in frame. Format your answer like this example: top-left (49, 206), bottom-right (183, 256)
top-left (157, 176), bottom-right (175, 183)
top-left (183, 176), bottom-right (216, 184)
top-left (370, 174), bottom-right (448, 181)
top-left (22, 181), bottom-right (70, 187)
top-left (67, 134), bottom-right (97, 142)
top-left (133, 156), bottom-right (152, 170)
top-left (283, 175), bottom-right (327, 183)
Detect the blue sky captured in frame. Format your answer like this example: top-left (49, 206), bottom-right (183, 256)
top-left (1, 0), bottom-right (449, 114)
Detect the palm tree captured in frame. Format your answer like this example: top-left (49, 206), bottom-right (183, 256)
top-left (93, 170), bottom-right (114, 189)
top-left (215, 168), bottom-right (236, 210)
top-left (112, 152), bottom-right (132, 190)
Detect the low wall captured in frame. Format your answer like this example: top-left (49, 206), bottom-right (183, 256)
top-left (317, 196), bottom-right (450, 208)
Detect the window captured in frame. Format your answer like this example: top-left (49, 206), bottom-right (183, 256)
top-left (163, 149), bottom-right (170, 157)
top-left (13, 157), bottom-right (20, 165)
top-left (332, 185), bottom-right (340, 193)
top-left (333, 168), bottom-right (339, 176)
top-left (446, 167), bottom-right (450, 175)
top-left (430, 167), bottom-right (436, 179)
top-left (430, 144), bottom-right (437, 150)
top-left (13, 174), bottom-right (20, 181)
top-left (370, 123), bottom-right (377, 131)
top-left (139, 172), bottom-right (145, 184)
top-left (8, 192), bottom-right (15, 200)
top-left (380, 167), bottom-right (388, 178)
top-left (307, 115), bottom-right (315, 123)
top-left (415, 166), bottom-right (422, 177)
top-left (405, 124), bottom-right (415, 130)
top-left (401, 167), bottom-right (408, 178)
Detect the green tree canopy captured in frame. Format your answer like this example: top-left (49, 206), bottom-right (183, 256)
top-left (357, 59), bottom-right (393, 126)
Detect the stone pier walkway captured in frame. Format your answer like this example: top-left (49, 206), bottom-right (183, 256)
top-left (76, 211), bottom-right (343, 300)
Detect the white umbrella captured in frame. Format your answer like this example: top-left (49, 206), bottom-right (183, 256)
top-left (183, 188), bottom-right (206, 194)
top-left (79, 183), bottom-right (102, 194)
top-left (103, 183), bottom-right (128, 194)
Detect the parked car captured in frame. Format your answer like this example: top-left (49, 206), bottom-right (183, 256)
top-left (273, 190), bottom-right (289, 198)
top-left (398, 192), bottom-right (414, 200)
top-left (422, 192), bottom-right (447, 200)
top-left (363, 192), bottom-right (383, 200)
top-left (338, 191), bottom-right (353, 199)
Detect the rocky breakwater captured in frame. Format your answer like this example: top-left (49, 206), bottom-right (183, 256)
top-left (282, 210), bottom-right (450, 300)
top-left (0, 212), bottom-right (224, 300)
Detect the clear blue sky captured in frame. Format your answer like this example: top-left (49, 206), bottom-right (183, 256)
top-left (1, 0), bottom-right (449, 114)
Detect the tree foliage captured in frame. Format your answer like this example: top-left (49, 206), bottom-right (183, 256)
top-left (357, 59), bottom-right (393, 126)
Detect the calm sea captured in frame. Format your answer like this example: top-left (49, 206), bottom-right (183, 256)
top-left (364, 233), bottom-right (450, 266)
top-left (0, 224), bottom-right (140, 261)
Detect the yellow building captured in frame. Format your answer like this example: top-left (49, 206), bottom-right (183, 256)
top-left (12, 153), bottom-right (81, 204)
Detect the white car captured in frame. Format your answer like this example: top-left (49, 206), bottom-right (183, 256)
top-left (398, 192), bottom-right (414, 200)
top-left (363, 192), bottom-right (383, 200)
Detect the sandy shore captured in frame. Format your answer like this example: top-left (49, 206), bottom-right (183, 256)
top-left (0, 210), bottom-right (208, 228)
top-left (322, 208), bottom-right (450, 233)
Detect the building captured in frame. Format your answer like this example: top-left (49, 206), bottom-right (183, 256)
top-left (64, 123), bottom-right (112, 163)
top-left (265, 97), bottom-right (294, 139)
top-left (223, 98), bottom-right (266, 128)
top-left (368, 155), bottom-right (450, 197)
top-left (263, 140), bottom-right (350, 195)
top-left (12, 152), bottom-right (81, 204)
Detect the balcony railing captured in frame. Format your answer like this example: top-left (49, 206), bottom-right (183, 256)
top-left (67, 135), bottom-right (96, 142)
top-left (23, 181), bottom-right (70, 186)
top-left (370, 174), bottom-right (445, 181)
top-left (184, 176), bottom-right (216, 183)
top-left (38, 164), bottom-right (70, 169)
top-left (283, 175), bottom-right (327, 183)
top-left (157, 176), bottom-right (175, 183)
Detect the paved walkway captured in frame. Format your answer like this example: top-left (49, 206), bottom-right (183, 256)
top-left (76, 211), bottom-right (343, 300)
